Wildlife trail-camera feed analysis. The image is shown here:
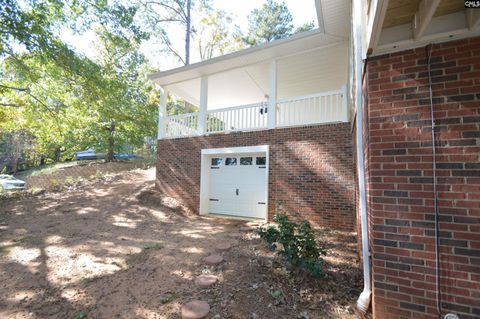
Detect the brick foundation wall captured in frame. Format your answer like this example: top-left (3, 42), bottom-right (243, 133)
top-left (366, 37), bottom-right (480, 318)
top-left (156, 123), bottom-right (355, 230)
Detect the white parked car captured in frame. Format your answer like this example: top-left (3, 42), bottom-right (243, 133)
top-left (75, 148), bottom-right (106, 160)
top-left (0, 175), bottom-right (26, 190)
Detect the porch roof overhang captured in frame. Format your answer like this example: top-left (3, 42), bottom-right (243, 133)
top-left (148, 30), bottom-right (348, 107)
top-left (149, 30), bottom-right (343, 87)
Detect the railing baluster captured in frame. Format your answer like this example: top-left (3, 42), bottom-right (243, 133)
top-left (224, 111), bottom-right (227, 131)
top-left (328, 95), bottom-right (332, 122)
top-left (320, 96), bottom-right (327, 123)
top-left (293, 101), bottom-right (297, 125)
top-left (285, 102), bottom-right (293, 126)
top-left (250, 106), bottom-right (253, 129)
top-left (226, 110), bottom-right (229, 132)
top-left (211, 113), bottom-right (214, 132)
top-left (241, 108), bottom-right (244, 129)
top-left (212, 113), bottom-right (216, 132)
top-left (308, 99), bottom-right (311, 125)
top-left (240, 108), bottom-right (243, 129)
top-left (212, 113), bottom-right (215, 132)
top-left (336, 93), bottom-right (339, 121)
top-left (291, 101), bottom-right (293, 125)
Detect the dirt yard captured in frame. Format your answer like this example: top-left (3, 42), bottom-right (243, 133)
top-left (0, 169), bottom-right (363, 319)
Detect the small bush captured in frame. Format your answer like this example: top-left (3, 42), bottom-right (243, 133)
top-left (48, 178), bottom-right (60, 191)
top-left (258, 213), bottom-right (326, 277)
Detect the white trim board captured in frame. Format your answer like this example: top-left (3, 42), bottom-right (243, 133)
top-left (201, 145), bottom-right (269, 155)
top-left (199, 145), bottom-right (269, 221)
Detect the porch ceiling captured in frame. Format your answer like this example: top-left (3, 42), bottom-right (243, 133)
top-left (163, 42), bottom-right (348, 109)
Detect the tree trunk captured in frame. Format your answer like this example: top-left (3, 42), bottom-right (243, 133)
top-left (54, 147), bottom-right (61, 162)
top-left (12, 133), bottom-right (20, 173)
top-left (12, 157), bottom-right (18, 174)
top-left (184, 0), bottom-right (191, 114)
top-left (185, 0), bottom-right (191, 66)
top-left (106, 121), bottom-right (115, 162)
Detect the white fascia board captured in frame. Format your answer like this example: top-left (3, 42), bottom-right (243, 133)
top-left (366, 0), bottom-right (389, 52)
top-left (201, 145), bottom-right (269, 155)
top-left (315, 0), bottom-right (326, 33)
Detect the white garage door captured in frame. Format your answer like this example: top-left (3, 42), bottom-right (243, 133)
top-left (208, 153), bottom-right (267, 219)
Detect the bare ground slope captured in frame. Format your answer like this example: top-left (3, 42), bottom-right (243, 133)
top-left (0, 169), bottom-right (362, 319)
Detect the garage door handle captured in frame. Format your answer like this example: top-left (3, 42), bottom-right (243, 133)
top-left (236, 189), bottom-right (239, 196)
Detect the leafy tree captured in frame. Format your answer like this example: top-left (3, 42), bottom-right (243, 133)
top-left (196, 6), bottom-right (244, 60)
top-left (83, 28), bottom-right (157, 161)
top-left (243, 0), bottom-right (294, 46)
top-left (295, 21), bottom-right (315, 34)
top-left (0, 1), bottom-right (157, 166)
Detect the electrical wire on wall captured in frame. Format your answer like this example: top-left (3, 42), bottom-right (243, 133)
top-left (425, 44), bottom-right (442, 317)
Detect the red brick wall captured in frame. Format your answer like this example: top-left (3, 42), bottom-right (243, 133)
top-left (366, 37), bottom-right (480, 318)
top-left (156, 123), bottom-right (355, 230)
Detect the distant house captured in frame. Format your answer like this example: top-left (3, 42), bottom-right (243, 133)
top-left (150, 0), bottom-right (480, 318)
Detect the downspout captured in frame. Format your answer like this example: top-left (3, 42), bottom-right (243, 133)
top-left (353, 0), bottom-right (372, 314)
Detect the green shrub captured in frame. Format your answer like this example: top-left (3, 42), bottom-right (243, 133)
top-left (258, 213), bottom-right (326, 277)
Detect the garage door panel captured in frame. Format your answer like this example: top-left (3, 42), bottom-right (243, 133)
top-left (208, 153), bottom-right (267, 219)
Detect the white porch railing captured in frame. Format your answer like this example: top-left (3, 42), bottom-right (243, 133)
top-left (162, 86), bottom-right (348, 139)
top-left (276, 88), bottom-right (346, 127)
top-left (207, 102), bottom-right (268, 133)
top-left (165, 113), bottom-right (199, 137)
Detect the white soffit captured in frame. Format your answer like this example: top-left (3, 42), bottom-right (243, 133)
top-left (315, 0), bottom-right (351, 37)
top-left (166, 62), bottom-right (269, 108)
top-left (321, 0), bottom-right (351, 38)
top-left (166, 78), bottom-right (200, 106)
top-left (206, 63), bottom-right (269, 109)
top-left (277, 42), bottom-right (348, 99)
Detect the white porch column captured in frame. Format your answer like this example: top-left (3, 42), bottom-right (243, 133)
top-left (267, 60), bottom-right (277, 129)
top-left (158, 87), bottom-right (167, 139)
top-left (198, 76), bottom-right (208, 135)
